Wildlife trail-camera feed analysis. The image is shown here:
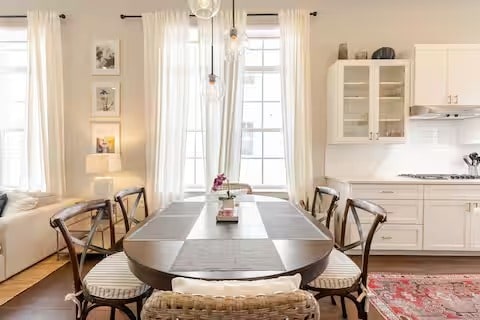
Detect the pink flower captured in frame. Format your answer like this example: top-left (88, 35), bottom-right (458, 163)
top-left (211, 173), bottom-right (227, 192)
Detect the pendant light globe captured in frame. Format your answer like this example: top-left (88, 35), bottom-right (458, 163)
top-left (201, 73), bottom-right (225, 101)
top-left (188, 0), bottom-right (222, 19)
top-left (225, 0), bottom-right (248, 62)
top-left (202, 17), bottom-right (225, 102)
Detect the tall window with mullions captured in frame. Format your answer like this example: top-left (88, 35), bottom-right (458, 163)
top-left (0, 26), bottom-right (27, 188)
top-left (240, 28), bottom-right (286, 189)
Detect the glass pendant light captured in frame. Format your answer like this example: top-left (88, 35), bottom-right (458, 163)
top-left (225, 0), bottom-right (248, 61)
top-left (187, 0), bottom-right (222, 20)
top-left (202, 17), bottom-right (225, 101)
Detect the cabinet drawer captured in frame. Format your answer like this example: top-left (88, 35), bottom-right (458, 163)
top-left (357, 199), bottom-right (423, 225)
top-left (351, 184), bottom-right (423, 200)
top-left (424, 185), bottom-right (480, 200)
top-left (350, 224), bottom-right (423, 250)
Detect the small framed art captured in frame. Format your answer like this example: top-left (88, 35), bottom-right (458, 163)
top-left (92, 40), bottom-right (120, 75)
top-left (91, 122), bottom-right (120, 153)
top-left (92, 82), bottom-right (120, 117)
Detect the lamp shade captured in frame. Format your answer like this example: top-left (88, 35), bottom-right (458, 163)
top-left (85, 154), bottom-right (122, 174)
top-left (187, 0), bottom-right (221, 19)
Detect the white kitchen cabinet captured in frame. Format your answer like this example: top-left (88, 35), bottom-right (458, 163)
top-left (327, 60), bottom-right (409, 144)
top-left (414, 44), bottom-right (480, 106)
top-left (424, 200), bottom-right (468, 250)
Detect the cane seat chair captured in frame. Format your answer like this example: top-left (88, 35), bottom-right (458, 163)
top-left (50, 199), bottom-right (152, 320)
top-left (141, 290), bottom-right (320, 320)
top-left (305, 198), bottom-right (387, 320)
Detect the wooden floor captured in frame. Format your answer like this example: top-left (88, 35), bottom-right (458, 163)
top-left (0, 255), bottom-right (479, 319)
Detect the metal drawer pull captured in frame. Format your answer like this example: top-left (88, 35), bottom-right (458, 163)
top-left (381, 236), bottom-right (393, 240)
top-left (379, 191), bottom-right (394, 193)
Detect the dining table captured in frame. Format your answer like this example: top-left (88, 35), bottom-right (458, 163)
top-left (123, 194), bottom-right (334, 290)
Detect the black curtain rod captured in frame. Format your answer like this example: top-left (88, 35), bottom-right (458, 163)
top-left (120, 12), bottom-right (317, 19)
top-left (0, 14), bottom-right (66, 19)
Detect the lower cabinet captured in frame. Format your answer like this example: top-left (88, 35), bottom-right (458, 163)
top-left (350, 224), bottom-right (423, 250)
top-left (424, 200), bottom-right (480, 251)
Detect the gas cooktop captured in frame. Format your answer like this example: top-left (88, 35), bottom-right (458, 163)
top-left (399, 174), bottom-right (480, 180)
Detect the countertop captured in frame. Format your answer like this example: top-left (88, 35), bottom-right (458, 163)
top-left (326, 176), bottom-right (480, 185)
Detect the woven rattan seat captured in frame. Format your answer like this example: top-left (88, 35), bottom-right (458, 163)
top-left (141, 290), bottom-right (320, 320)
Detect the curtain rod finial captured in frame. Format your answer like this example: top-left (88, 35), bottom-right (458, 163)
top-left (120, 14), bottom-right (126, 19)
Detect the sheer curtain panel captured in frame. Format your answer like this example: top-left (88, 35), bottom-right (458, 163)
top-left (279, 10), bottom-right (313, 204)
top-left (26, 11), bottom-right (66, 194)
top-left (143, 11), bottom-right (190, 209)
top-left (198, 11), bottom-right (246, 187)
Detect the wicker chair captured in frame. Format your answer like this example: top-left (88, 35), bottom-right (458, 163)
top-left (50, 199), bottom-right (152, 320)
top-left (141, 290), bottom-right (320, 320)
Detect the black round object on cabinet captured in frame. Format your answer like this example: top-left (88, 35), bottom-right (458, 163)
top-left (371, 47), bottom-right (396, 59)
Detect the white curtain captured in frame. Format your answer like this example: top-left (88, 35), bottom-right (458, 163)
top-left (279, 10), bottom-right (313, 204)
top-left (198, 11), bottom-right (246, 188)
top-left (26, 11), bottom-right (66, 194)
top-left (143, 11), bottom-right (191, 209)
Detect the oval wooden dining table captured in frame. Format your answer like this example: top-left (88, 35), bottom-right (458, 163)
top-left (123, 194), bottom-right (334, 290)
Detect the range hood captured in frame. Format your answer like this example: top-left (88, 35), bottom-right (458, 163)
top-left (410, 105), bottom-right (480, 120)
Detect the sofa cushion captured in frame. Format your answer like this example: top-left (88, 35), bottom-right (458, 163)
top-left (0, 193), bottom-right (7, 217)
top-left (171, 273), bottom-right (302, 296)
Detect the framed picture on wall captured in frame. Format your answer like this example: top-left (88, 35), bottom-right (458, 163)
top-left (92, 82), bottom-right (120, 117)
top-left (91, 122), bottom-right (120, 153)
top-left (92, 40), bottom-right (120, 75)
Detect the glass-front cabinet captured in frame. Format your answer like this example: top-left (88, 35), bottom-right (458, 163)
top-left (327, 60), bottom-right (409, 144)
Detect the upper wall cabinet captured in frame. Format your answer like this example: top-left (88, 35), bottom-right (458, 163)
top-left (414, 44), bottom-right (480, 106)
top-left (327, 60), bottom-right (410, 144)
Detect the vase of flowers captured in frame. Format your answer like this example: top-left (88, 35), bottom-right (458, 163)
top-left (212, 173), bottom-right (235, 209)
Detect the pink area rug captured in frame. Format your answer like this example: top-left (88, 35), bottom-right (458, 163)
top-left (368, 273), bottom-right (480, 319)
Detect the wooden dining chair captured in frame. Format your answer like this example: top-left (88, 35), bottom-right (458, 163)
top-left (50, 199), bottom-right (152, 320)
top-left (141, 290), bottom-right (320, 320)
top-left (305, 198), bottom-right (387, 320)
top-left (114, 186), bottom-right (149, 233)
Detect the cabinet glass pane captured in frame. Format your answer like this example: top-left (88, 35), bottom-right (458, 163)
top-left (378, 65), bottom-right (405, 138)
top-left (343, 66), bottom-right (369, 138)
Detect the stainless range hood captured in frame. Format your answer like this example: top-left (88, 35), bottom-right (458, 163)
top-left (410, 105), bottom-right (480, 120)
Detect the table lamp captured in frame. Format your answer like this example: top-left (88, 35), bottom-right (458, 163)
top-left (85, 153), bottom-right (122, 198)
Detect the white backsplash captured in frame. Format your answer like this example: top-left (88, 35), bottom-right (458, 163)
top-left (325, 120), bottom-right (480, 177)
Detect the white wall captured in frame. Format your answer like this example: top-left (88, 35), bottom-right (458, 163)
top-left (1, 0), bottom-right (480, 196)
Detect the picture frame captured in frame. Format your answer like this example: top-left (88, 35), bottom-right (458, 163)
top-left (91, 122), bottom-right (120, 154)
top-left (92, 40), bottom-right (120, 75)
top-left (92, 82), bottom-right (120, 117)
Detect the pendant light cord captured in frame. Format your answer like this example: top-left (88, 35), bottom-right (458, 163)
top-left (232, 0), bottom-right (235, 28)
top-left (210, 17), bottom-right (214, 76)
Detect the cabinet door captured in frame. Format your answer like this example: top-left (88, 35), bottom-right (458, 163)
top-left (413, 48), bottom-right (448, 106)
top-left (468, 204), bottom-right (480, 250)
top-left (448, 49), bottom-right (480, 105)
top-left (338, 64), bottom-right (373, 142)
top-left (424, 200), bottom-right (468, 251)
top-left (374, 63), bottom-right (408, 142)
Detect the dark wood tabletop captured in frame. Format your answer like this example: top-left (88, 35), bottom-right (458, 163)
top-left (123, 195), bottom-right (333, 290)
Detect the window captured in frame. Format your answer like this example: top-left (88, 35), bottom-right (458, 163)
top-left (239, 29), bottom-right (286, 189)
top-left (0, 27), bottom-right (27, 188)
top-left (184, 27), bottom-right (205, 189)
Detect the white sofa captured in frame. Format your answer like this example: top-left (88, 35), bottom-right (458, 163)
top-left (0, 198), bottom-right (77, 282)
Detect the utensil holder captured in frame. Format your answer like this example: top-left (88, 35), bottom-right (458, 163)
top-left (468, 165), bottom-right (479, 176)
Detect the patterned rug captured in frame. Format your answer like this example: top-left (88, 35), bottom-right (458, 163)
top-left (368, 273), bottom-right (480, 320)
